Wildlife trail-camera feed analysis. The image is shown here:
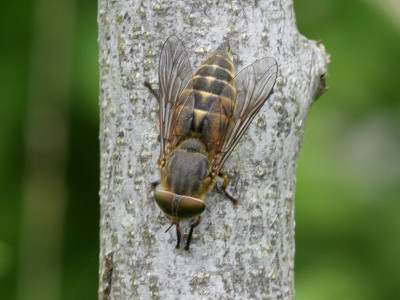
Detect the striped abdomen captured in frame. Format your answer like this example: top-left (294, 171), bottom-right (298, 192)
top-left (190, 51), bottom-right (236, 133)
top-left (172, 51), bottom-right (237, 148)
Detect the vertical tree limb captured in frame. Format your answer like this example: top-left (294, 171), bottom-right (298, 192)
top-left (98, 0), bottom-right (329, 299)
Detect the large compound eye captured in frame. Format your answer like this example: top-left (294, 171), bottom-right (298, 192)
top-left (154, 190), bottom-right (205, 219)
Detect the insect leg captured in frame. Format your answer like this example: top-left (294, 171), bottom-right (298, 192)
top-left (184, 216), bottom-right (201, 251)
top-left (175, 223), bottom-right (181, 249)
top-left (150, 180), bottom-right (159, 189)
top-left (143, 80), bottom-right (160, 102)
top-left (218, 172), bottom-right (239, 204)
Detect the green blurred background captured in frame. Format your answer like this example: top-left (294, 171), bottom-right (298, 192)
top-left (1, 0), bottom-right (399, 299)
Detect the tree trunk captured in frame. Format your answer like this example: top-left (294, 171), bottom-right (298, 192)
top-left (98, 1), bottom-right (329, 299)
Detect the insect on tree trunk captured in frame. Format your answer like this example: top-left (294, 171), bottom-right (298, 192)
top-left (98, 1), bottom-right (329, 299)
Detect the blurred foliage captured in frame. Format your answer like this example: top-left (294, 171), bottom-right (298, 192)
top-left (0, 0), bottom-right (399, 299)
top-left (295, 0), bottom-right (400, 299)
top-left (0, 0), bottom-right (99, 299)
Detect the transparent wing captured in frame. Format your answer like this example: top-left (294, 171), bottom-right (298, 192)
top-left (215, 57), bottom-right (278, 172)
top-left (158, 36), bottom-right (193, 161)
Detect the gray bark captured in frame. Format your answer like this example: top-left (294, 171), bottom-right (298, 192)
top-left (98, 1), bottom-right (329, 299)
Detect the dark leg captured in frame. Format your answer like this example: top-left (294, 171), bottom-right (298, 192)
top-left (175, 224), bottom-right (181, 249)
top-left (184, 216), bottom-right (201, 251)
top-left (150, 180), bottom-right (159, 189)
top-left (218, 172), bottom-right (239, 204)
top-left (143, 80), bottom-right (160, 102)
top-left (165, 222), bottom-right (181, 249)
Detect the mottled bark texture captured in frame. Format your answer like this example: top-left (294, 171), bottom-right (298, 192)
top-left (98, 0), bottom-right (329, 299)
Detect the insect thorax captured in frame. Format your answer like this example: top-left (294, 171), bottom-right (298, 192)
top-left (162, 138), bottom-right (212, 198)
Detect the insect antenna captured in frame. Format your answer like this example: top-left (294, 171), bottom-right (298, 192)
top-left (165, 223), bottom-right (174, 233)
